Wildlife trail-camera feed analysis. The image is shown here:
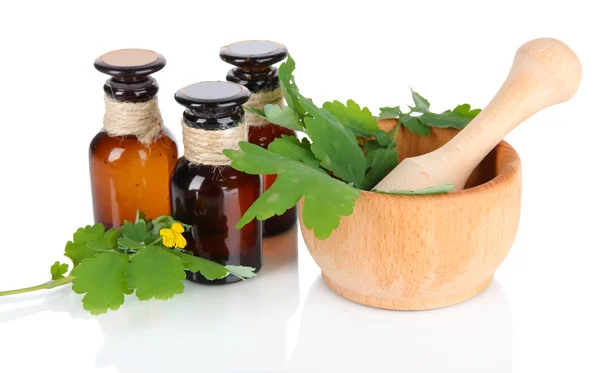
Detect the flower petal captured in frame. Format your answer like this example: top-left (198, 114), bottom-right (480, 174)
top-left (162, 234), bottom-right (176, 248)
top-left (171, 223), bottom-right (185, 234)
top-left (175, 234), bottom-right (187, 249)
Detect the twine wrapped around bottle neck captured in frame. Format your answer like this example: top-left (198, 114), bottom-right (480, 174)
top-left (245, 87), bottom-right (283, 127)
top-left (182, 120), bottom-right (248, 166)
top-left (103, 95), bottom-right (163, 146)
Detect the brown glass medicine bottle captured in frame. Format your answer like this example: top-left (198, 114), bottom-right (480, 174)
top-left (171, 81), bottom-right (262, 285)
top-left (220, 40), bottom-right (297, 237)
top-left (89, 49), bottom-right (178, 228)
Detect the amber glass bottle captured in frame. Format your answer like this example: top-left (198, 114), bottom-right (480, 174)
top-left (220, 40), bottom-right (297, 237)
top-left (89, 49), bottom-right (178, 229)
top-left (171, 81), bottom-right (262, 285)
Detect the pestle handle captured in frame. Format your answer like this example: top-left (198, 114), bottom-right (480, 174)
top-left (374, 38), bottom-right (582, 192)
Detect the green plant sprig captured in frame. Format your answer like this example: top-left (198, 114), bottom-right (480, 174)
top-left (0, 211), bottom-right (256, 315)
top-left (379, 90), bottom-right (482, 136)
top-left (227, 55), bottom-right (481, 240)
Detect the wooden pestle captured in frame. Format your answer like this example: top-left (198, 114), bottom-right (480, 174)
top-left (373, 38), bottom-right (582, 192)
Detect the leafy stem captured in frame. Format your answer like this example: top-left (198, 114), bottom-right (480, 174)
top-left (390, 112), bottom-right (411, 144)
top-left (0, 212), bottom-right (257, 315)
top-left (0, 276), bottom-right (75, 297)
top-left (147, 237), bottom-right (163, 246)
top-left (225, 54), bottom-right (482, 239)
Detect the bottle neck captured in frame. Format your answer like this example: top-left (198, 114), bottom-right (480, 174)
top-left (181, 115), bottom-right (247, 166)
top-left (103, 95), bottom-right (163, 146)
top-left (244, 86), bottom-right (284, 127)
top-left (226, 66), bottom-right (280, 93)
top-left (182, 106), bottom-right (245, 130)
top-left (103, 76), bottom-right (159, 103)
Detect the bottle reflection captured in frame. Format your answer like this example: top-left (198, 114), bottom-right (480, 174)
top-left (0, 228), bottom-right (511, 373)
top-left (286, 277), bottom-right (512, 373)
top-left (94, 226), bottom-right (300, 373)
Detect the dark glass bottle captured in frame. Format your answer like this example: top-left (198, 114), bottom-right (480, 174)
top-left (90, 49), bottom-right (178, 228)
top-left (171, 81), bottom-right (262, 284)
top-left (220, 40), bottom-right (297, 236)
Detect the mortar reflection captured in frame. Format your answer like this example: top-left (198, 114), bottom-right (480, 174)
top-left (286, 277), bottom-right (512, 373)
top-left (95, 226), bottom-right (300, 373)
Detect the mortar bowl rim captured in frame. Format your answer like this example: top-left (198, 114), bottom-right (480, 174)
top-left (358, 139), bottom-right (521, 203)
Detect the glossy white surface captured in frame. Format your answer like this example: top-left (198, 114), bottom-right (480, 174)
top-left (1, 228), bottom-right (514, 373)
top-left (0, 0), bottom-right (599, 372)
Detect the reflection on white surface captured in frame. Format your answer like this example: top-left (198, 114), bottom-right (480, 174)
top-left (95, 226), bottom-right (300, 373)
top-left (0, 284), bottom-right (93, 322)
top-left (288, 277), bottom-right (512, 373)
top-left (0, 225), bottom-right (512, 373)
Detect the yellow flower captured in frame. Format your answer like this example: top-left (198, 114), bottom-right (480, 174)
top-left (160, 222), bottom-right (187, 249)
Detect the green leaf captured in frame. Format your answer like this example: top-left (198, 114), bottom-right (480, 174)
top-left (126, 246), bottom-right (186, 301)
top-left (323, 99), bottom-right (379, 138)
top-left (135, 210), bottom-right (148, 223)
top-left (224, 142), bottom-right (360, 239)
top-left (268, 135), bottom-right (320, 168)
top-left (50, 261), bottom-right (69, 280)
top-left (453, 103), bottom-right (481, 117)
top-left (294, 91), bottom-right (367, 185)
top-left (278, 55), bottom-right (305, 115)
top-left (362, 142), bottom-right (399, 190)
top-left (410, 89), bottom-right (431, 113)
top-left (418, 104), bottom-right (481, 129)
top-left (151, 216), bottom-right (172, 236)
top-left (71, 252), bottom-right (130, 315)
top-left (302, 188), bottom-right (360, 239)
top-left (403, 117), bottom-right (431, 136)
top-left (225, 265), bottom-right (257, 280)
top-left (364, 139), bottom-right (381, 153)
top-left (374, 129), bottom-right (393, 146)
top-left (87, 228), bottom-right (120, 252)
top-left (64, 224), bottom-right (105, 266)
top-left (299, 137), bottom-right (312, 150)
top-left (150, 216), bottom-right (193, 236)
top-left (373, 184), bottom-right (454, 195)
top-left (103, 228), bottom-right (121, 249)
top-left (121, 220), bottom-right (149, 242)
top-left (244, 106), bottom-right (266, 117)
top-left (263, 104), bottom-right (305, 131)
top-left (379, 106), bottom-right (401, 119)
top-left (117, 237), bottom-right (144, 251)
top-left (170, 251), bottom-right (229, 280)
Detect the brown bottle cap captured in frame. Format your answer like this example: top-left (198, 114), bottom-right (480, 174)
top-left (94, 49), bottom-right (166, 78)
top-left (94, 49), bottom-right (166, 102)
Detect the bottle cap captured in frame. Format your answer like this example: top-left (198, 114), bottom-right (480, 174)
top-left (175, 81), bottom-right (251, 111)
top-left (94, 49), bottom-right (166, 102)
top-left (219, 40), bottom-right (288, 68)
top-left (220, 40), bottom-right (288, 92)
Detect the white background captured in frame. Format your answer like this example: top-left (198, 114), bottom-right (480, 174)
top-left (0, 0), bottom-right (598, 372)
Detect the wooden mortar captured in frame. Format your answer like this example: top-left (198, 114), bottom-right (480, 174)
top-left (299, 121), bottom-right (521, 310)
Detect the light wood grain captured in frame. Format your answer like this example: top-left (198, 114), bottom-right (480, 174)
top-left (374, 37), bottom-right (581, 192)
top-left (299, 126), bottom-right (521, 310)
